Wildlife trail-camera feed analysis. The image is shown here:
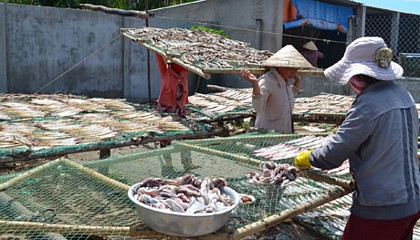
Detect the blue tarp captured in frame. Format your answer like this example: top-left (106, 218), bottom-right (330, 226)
top-left (284, 0), bottom-right (354, 33)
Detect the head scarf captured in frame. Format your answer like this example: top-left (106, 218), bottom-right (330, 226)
top-left (348, 77), bottom-right (367, 94)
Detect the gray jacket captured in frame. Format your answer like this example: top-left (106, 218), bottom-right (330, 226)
top-left (311, 81), bottom-right (420, 220)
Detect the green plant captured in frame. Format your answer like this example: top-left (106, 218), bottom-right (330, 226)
top-left (191, 26), bottom-right (230, 38)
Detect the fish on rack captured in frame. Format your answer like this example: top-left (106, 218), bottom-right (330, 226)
top-left (248, 161), bottom-right (298, 188)
top-left (254, 135), bottom-right (328, 160)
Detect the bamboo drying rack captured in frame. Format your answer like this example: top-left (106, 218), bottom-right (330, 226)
top-left (120, 28), bottom-right (269, 79)
top-left (0, 155), bottom-right (353, 240)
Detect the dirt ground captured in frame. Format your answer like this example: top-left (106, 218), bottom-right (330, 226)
top-left (0, 143), bottom-right (330, 240)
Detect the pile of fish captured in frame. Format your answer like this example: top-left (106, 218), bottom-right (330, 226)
top-left (0, 93), bottom-right (135, 120)
top-left (0, 94), bottom-right (192, 150)
top-left (188, 88), bottom-right (252, 114)
top-left (294, 94), bottom-right (354, 115)
top-left (248, 161), bottom-right (298, 187)
top-left (123, 27), bottom-right (273, 70)
top-left (254, 135), bottom-right (328, 160)
top-left (133, 174), bottom-right (235, 214)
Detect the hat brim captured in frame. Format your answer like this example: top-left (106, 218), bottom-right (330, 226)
top-left (262, 45), bottom-right (314, 69)
top-left (324, 60), bottom-right (404, 84)
top-left (302, 41), bottom-right (318, 51)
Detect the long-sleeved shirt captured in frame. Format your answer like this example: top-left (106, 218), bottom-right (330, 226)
top-left (310, 81), bottom-right (420, 220)
top-left (301, 50), bottom-right (324, 68)
top-left (252, 68), bottom-right (295, 133)
top-left (156, 54), bottom-right (189, 108)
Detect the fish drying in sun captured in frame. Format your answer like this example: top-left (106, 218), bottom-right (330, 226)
top-left (248, 161), bottom-right (298, 188)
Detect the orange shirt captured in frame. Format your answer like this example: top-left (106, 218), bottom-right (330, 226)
top-left (155, 54), bottom-right (189, 107)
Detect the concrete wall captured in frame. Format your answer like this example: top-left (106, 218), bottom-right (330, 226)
top-left (0, 2), bottom-right (419, 104)
top-left (151, 0), bottom-right (284, 52)
top-left (0, 4), bottom-right (7, 92)
top-left (0, 3), bottom-right (153, 102)
top-left (151, 0), bottom-right (285, 89)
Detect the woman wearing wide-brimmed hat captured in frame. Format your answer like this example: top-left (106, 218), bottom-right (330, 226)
top-left (239, 45), bottom-right (314, 133)
top-left (295, 37), bottom-right (420, 239)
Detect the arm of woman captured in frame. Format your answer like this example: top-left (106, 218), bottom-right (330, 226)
top-left (240, 69), bottom-right (261, 96)
top-left (310, 106), bottom-right (372, 169)
top-left (239, 69), bottom-right (268, 112)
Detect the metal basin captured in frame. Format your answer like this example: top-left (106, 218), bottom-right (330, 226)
top-left (128, 182), bottom-right (240, 237)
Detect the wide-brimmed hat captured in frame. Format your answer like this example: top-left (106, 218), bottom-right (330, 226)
top-left (262, 45), bottom-right (314, 69)
top-left (302, 41), bottom-right (318, 51)
top-left (324, 37), bottom-right (404, 85)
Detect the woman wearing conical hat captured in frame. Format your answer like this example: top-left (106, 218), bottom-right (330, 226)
top-left (301, 41), bottom-right (324, 68)
top-left (239, 45), bottom-right (314, 133)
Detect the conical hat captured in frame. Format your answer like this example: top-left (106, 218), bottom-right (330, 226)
top-left (262, 45), bottom-right (314, 69)
top-left (302, 41), bottom-right (318, 51)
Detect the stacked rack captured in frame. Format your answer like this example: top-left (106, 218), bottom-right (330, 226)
top-left (187, 87), bottom-right (354, 125)
top-left (121, 27), bottom-right (272, 79)
top-left (187, 87), bottom-right (253, 122)
top-left (293, 93), bottom-right (355, 124)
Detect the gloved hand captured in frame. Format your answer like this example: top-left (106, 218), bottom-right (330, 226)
top-left (294, 150), bottom-right (312, 169)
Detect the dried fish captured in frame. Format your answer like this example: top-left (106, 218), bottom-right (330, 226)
top-left (294, 94), bottom-right (354, 114)
top-left (254, 135), bottom-right (327, 160)
top-left (124, 27), bottom-right (272, 71)
top-left (248, 161), bottom-right (298, 188)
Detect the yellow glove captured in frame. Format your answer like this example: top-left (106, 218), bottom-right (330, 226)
top-left (294, 150), bottom-right (312, 169)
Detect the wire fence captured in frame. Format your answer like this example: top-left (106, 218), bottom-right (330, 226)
top-left (353, 13), bottom-right (420, 78)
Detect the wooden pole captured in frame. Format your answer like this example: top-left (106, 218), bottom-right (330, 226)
top-left (0, 220), bottom-right (128, 234)
top-left (171, 58), bottom-right (211, 80)
top-left (228, 186), bottom-right (352, 240)
top-left (0, 219), bottom-right (181, 238)
top-left (62, 159), bottom-right (130, 191)
top-left (145, 0), bottom-right (152, 105)
top-left (302, 169), bottom-right (354, 191)
top-left (0, 192), bottom-right (68, 239)
top-left (79, 4), bottom-right (154, 19)
top-left (0, 159), bottom-right (62, 192)
top-left (195, 186), bottom-right (353, 240)
top-left (203, 68), bottom-right (267, 75)
top-left (180, 133), bottom-right (329, 145)
top-left (172, 141), bottom-right (264, 166)
top-left (0, 128), bottom-right (226, 163)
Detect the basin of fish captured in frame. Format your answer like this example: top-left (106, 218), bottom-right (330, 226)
top-left (127, 174), bottom-right (240, 237)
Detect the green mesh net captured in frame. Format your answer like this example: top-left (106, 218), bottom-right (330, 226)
top-left (0, 133), bottom-right (359, 239)
top-left (0, 94), bottom-right (215, 162)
